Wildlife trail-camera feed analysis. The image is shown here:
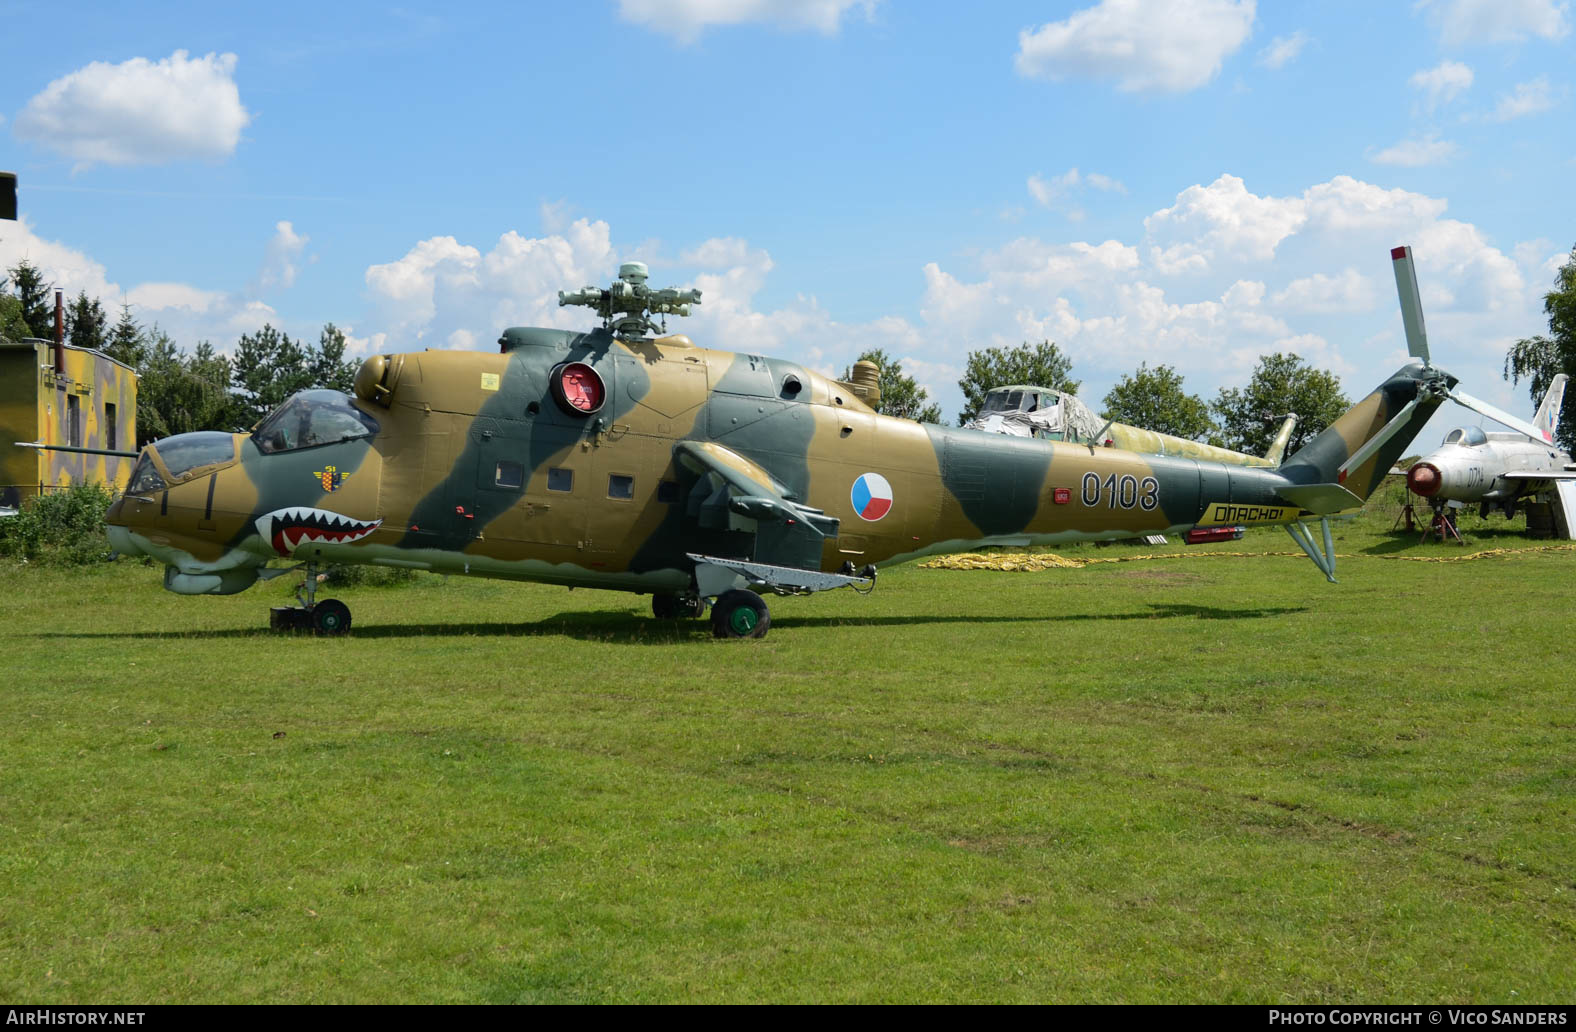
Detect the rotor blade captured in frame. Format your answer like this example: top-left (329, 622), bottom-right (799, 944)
top-left (1449, 388), bottom-right (1555, 444)
top-left (1337, 396), bottom-right (1421, 481)
top-left (1391, 245), bottom-right (1430, 365)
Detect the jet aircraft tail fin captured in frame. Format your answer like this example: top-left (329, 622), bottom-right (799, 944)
top-left (1532, 374), bottom-right (1568, 445)
top-left (1276, 362), bottom-right (1453, 506)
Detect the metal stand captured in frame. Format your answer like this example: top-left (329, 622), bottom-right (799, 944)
top-left (1421, 505), bottom-right (1464, 545)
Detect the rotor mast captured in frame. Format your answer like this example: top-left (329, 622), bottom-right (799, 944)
top-left (558, 262), bottom-right (702, 339)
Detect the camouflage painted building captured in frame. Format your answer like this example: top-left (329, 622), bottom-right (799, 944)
top-left (0, 337), bottom-right (137, 512)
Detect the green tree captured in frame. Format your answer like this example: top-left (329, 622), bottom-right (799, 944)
top-left (1504, 244), bottom-right (1576, 452)
top-left (135, 330), bottom-right (234, 444)
top-left (956, 340), bottom-right (1079, 425)
top-left (1101, 362), bottom-right (1215, 440)
top-left (65, 290), bottom-right (107, 352)
top-left (840, 347), bottom-right (942, 423)
top-left (1212, 353), bottom-right (1348, 457)
top-left (308, 322), bottom-right (358, 395)
top-left (105, 303), bottom-right (147, 368)
top-left (6, 259), bottom-right (53, 338)
top-left (0, 294), bottom-right (29, 342)
top-left (230, 324), bottom-right (312, 427)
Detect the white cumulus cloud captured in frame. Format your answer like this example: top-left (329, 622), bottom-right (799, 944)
top-left (1256, 31), bottom-right (1309, 69)
top-left (616, 0), bottom-right (877, 43)
top-left (1416, 0), bottom-right (1569, 44)
top-left (1143, 174), bottom-right (1307, 267)
top-left (12, 50), bottom-right (251, 169)
top-left (259, 221), bottom-right (310, 290)
top-left (1027, 168), bottom-right (1129, 210)
top-left (1271, 268), bottom-right (1379, 313)
top-left (1488, 77), bottom-right (1557, 121)
top-left (1369, 134), bottom-right (1459, 167)
top-left (1410, 61), bottom-right (1474, 111)
top-left (1016, 0), bottom-right (1256, 93)
top-left (364, 220), bottom-right (618, 345)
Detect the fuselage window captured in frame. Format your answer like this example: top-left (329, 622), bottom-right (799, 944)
top-left (547, 468), bottom-right (573, 492)
top-left (494, 461), bottom-right (524, 489)
top-left (608, 474), bottom-right (634, 500)
top-left (106, 403), bottom-right (117, 450)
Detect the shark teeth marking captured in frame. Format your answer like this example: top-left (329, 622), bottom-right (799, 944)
top-left (256, 507), bottom-right (383, 556)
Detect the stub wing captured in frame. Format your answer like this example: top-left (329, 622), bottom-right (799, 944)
top-left (672, 440), bottom-right (839, 569)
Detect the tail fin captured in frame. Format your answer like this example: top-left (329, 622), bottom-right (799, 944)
top-left (1533, 374), bottom-right (1567, 445)
top-left (1276, 363), bottom-right (1453, 511)
top-left (1263, 414), bottom-right (1299, 465)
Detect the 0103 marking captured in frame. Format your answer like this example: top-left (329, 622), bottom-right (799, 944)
top-left (1081, 472), bottom-right (1159, 511)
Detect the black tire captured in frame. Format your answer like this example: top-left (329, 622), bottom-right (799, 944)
top-left (312, 598), bottom-right (352, 636)
top-left (652, 593), bottom-right (705, 620)
top-left (711, 589), bottom-right (769, 640)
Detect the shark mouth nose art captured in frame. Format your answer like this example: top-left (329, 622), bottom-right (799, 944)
top-left (256, 507), bottom-right (383, 556)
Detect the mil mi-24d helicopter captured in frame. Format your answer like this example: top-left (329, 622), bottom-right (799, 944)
top-left (105, 251), bottom-right (1459, 639)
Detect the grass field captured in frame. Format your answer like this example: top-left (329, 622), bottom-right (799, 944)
top-left (3, 489), bottom-right (1574, 1003)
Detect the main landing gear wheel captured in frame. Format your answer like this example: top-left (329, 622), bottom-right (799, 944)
top-left (652, 593), bottom-right (705, 620)
top-left (711, 589), bottom-right (770, 640)
top-left (312, 598), bottom-right (352, 635)
top-left (268, 561), bottom-right (352, 635)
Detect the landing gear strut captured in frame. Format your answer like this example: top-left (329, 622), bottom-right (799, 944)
top-left (269, 561), bottom-right (353, 635)
top-left (652, 592), bottom-right (706, 620)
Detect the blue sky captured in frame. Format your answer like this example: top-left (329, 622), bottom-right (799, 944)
top-left (2, 0), bottom-right (1573, 443)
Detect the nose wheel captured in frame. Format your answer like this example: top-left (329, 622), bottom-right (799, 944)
top-left (268, 561), bottom-right (353, 634)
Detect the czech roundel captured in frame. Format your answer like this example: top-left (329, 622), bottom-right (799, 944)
top-left (851, 473), bottom-right (893, 521)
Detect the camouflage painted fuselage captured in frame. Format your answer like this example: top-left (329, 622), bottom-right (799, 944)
top-left (104, 327), bottom-right (1448, 599)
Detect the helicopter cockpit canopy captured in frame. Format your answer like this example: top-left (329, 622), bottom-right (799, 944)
top-left (252, 390), bottom-right (380, 454)
top-left (1443, 426), bottom-right (1488, 447)
top-left (155, 432), bottom-right (236, 480)
top-left (980, 389), bottom-right (1045, 414)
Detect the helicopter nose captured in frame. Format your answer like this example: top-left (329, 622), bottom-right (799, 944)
top-left (1407, 462), bottom-right (1442, 497)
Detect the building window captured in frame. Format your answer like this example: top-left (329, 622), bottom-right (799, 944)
top-left (547, 467), bottom-right (573, 492)
top-left (657, 480), bottom-right (680, 503)
top-left (105, 402), bottom-right (117, 451)
top-left (494, 460), bottom-right (523, 489)
top-left (607, 474), bottom-right (634, 500)
top-left (67, 395), bottom-right (81, 448)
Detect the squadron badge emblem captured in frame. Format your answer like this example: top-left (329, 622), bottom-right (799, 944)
top-left (314, 465), bottom-right (352, 492)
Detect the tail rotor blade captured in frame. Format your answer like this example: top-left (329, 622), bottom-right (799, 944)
top-left (1337, 396), bottom-right (1420, 481)
top-left (1449, 388), bottom-right (1554, 444)
top-left (1391, 245), bottom-right (1430, 365)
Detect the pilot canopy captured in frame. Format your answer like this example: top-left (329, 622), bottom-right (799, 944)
top-left (253, 390), bottom-right (380, 454)
top-left (1443, 426), bottom-right (1488, 447)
